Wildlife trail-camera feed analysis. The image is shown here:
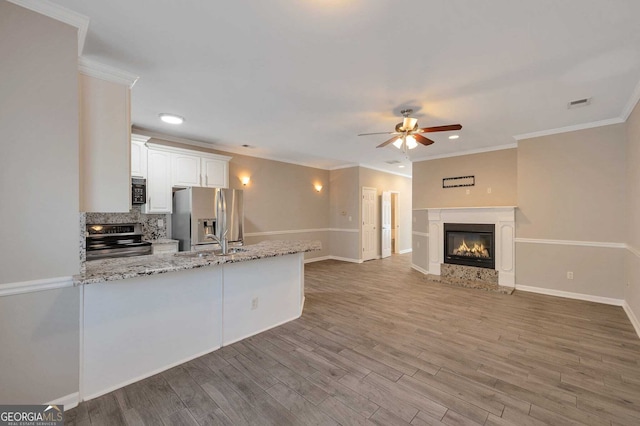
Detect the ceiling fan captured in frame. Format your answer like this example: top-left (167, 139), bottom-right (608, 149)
top-left (358, 109), bottom-right (462, 153)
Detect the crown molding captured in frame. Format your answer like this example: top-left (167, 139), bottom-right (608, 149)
top-left (8, 0), bottom-right (89, 55)
top-left (513, 117), bottom-right (624, 141)
top-left (131, 134), bottom-right (151, 143)
top-left (132, 127), bottom-right (335, 171)
top-left (358, 164), bottom-right (412, 178)
top-left (78, 57), bottom-right (139, 88)
top-left (412, 143), bottom-right (518, 163)
top-left (329, 163), bottom-right (359, 171)
top-left (622, 77), bottom-right (640, 121)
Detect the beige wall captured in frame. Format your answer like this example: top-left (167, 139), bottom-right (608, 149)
top-left (626, 101), bottom-right (640, 324)
top-left (359, 167), bottom-right (412, 256)
top-left (0, 1), bottom-right (79, 283)
top-left (412, 149), bottom-right (517, 209)
top-left (0, 2), bottom-right (80, 405)
top-left (516, 125), bottom-right (626, 242)
top-left (329, 167), bottom-right (360, 260)
top-left (516, 124), bottom-right (627, 297)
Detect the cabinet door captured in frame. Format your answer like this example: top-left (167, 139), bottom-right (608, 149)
top-left (144, 149), bottom-right (172, 213)
top-left (131, 140), bottom-right (147, 178)
top-left (202, 157), bottom-right (228, 188)
top-left (172, 153), bottom-right (201, 187)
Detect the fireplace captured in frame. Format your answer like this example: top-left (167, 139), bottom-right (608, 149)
top-left (444, 223), bottom-right (495, 269)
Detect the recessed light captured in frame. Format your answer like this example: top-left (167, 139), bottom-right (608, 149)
top-left (159, 113), bottom-right (184, 125)
top-left (398, 165), bottom-right (405, 168)
top-left (449, 135), bottom-right (459, 140)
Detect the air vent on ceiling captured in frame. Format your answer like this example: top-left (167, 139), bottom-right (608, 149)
top-left (385, 160), bottom-right (401, 164)
top-left (567, 97), bottom-right (591, 109)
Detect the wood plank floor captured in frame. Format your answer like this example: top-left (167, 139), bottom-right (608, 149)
top-left (66, 254), bottom-right (640, 425)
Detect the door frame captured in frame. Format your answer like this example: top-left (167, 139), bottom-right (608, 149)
top-left (361, 186), bottom-right (377, 261)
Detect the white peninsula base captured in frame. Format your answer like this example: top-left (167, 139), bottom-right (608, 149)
top-left (81, 253), bottom-right (304, 400)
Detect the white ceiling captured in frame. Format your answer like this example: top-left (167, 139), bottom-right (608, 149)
top-left (50, 0), bottom-right (640, 175)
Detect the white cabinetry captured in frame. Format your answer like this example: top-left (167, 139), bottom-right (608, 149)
top-left (202, 157), bottom-right (229, 188)
top-left (131, 134), bottom-right (149, 178)
top-left (144, 148), bottom-right (172, 213)
top-left (172, 153), bottom-right (202, 187)
top-left (79, 73), bottom-right (133, 212)
top-left (141, 143), bottom-right (231, 213)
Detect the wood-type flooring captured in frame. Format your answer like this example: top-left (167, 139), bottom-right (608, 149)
top-left (66, 254), bottom-right (640, 425)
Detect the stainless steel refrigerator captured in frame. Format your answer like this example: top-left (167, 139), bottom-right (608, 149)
top-left (171, 187), bottom-right (244, 251)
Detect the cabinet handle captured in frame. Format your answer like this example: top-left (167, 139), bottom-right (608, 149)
top-left (205, 175), bottom-right (208, 186)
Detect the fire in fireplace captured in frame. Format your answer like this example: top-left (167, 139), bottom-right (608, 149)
top-left (444, 223), bottom-right (495, 269)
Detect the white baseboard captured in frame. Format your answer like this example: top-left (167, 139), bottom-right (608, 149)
top-left (411, 264), bottom-right (430, 275)
top-left (623, 301), bottom-right (640, 338)
top-left (47, 392), bottom-right (79, 410)
top-left (304, 256), bottom-right (331, 264)
top-left (82, 345), bottom-right (221, 402)
top-left (515, 284), bottom-right (624, 306)
top-left (329, 256), bottom-right (363, 264)
top-left (399, 248), bottom-right (413, 254)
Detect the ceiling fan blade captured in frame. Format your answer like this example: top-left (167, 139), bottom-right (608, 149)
top-left (358, 131), bottom-right (399, 136)
top-left (417, 124), bottom-right (462, 133)
top-left (414, 134), bottom-right (435, 146)
top-left (376, 136), bottom-right (401, 148)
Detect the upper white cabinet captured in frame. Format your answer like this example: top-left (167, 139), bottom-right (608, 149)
top-left (172, 152), bottom-right (202, 187)
top-left (142, 143), bottom-right (231, 213)
top-left (131, 134), bottom-right (149, 178)
top-left (202, 157), bottom-right (228, 188)
top-left (79, 73), bottom-right (132, 212)
top-left (144, 147), bottom-right (172, 213)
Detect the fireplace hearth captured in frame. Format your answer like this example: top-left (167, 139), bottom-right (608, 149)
top-left (444, 223), bottom-right (495, 269)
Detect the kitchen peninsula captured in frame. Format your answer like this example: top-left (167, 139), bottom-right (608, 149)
top-left (75, 240), bottom-right (320, 400)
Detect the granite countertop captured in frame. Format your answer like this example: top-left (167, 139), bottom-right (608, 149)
top-left (75, 240), bottom-right (321, 286)
top-left (147, 238), bottom-right (179, 244)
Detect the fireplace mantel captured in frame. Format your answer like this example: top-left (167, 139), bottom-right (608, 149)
top-left (426, 207), bottom-right (516, 287)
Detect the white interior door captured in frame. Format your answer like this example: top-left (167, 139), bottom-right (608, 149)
top-left (381, 191), bottom-right (392, 258)
top-left (362, 187), bottom-right (377, 261)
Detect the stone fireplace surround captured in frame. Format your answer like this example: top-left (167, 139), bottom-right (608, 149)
top-left (427, 207), bottom-right (516, 287)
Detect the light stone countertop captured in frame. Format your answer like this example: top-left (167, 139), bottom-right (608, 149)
top-left (74, 240), bottom-right (321, 286)
top-left (147, 238), bottom-right (179, 244)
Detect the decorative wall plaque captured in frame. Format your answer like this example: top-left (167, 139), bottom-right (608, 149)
top-left (443, 175), bottom-right (475, 188)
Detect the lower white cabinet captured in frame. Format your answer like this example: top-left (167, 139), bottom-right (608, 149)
top-left (144, 148), bottom-right (172, 213)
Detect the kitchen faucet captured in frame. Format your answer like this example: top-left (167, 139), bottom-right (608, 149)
top-left (206, 229), bottom-right (228, 255)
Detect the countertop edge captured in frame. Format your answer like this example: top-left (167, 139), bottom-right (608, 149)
top-left (74, 240), bottom-right (321, 286)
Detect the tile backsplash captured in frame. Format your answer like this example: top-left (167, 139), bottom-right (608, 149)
top-left (80, 206), bottom-right (170, 265)
top-left (84, 205), bottom-right (169, 240)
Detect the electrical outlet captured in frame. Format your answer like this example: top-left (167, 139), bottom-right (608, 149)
top-left (466, 189), bottom-right (471, 195)
top-left (157, 219), bottom-right (164, 227)
top-left (487, 187), bottom-right (492, 194)
top-left (348, 216), bottom-right (352, 222)
top-left (251, 297), bottom-right (259, 310)
top-left (567, 271), bottom-right (574, 280)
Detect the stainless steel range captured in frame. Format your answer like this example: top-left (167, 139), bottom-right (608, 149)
top-left (86, 223), bottom-right (152, 260)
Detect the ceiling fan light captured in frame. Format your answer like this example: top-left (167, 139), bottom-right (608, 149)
top-left (406, 135), bottom-right (418, 149)
top-left (393, 137), bottom-right (404, 149)
top-left (403, 117), bottom-right (417, 131)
